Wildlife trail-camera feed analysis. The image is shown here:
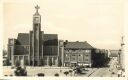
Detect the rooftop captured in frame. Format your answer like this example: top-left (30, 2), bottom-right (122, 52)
top-left (64, 41), bottom-right (94, 49)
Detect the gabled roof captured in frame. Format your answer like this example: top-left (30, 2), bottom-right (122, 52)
top-left (64, 41), bottom-right (94, 49)
top-left (16, 33), bottom-right (58, 46)
top-left (16, 33), bottom-right (29, 45)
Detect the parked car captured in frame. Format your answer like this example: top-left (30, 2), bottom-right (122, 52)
top-left (37, 73), bottom-right (45, 77)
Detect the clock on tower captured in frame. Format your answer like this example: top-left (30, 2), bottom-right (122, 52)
top-left (34, 16), bottom-right (41, 23)
top-left (33, 5), bottom-right (41, 24)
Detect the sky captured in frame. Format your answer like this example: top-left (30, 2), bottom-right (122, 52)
top-left (3, 0), bottom-right (124, 50)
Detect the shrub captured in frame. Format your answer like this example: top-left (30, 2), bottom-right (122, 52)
top-left (112, 72), bottom-right (115, 74)
top-left (64, 71), bottom-right (69, 76)
top-left (54, 73), bottom-right (59, 77)
top-left (14, 66), bottom-right (27, 76)
top-left (69, 70), bottom-right (72, 73)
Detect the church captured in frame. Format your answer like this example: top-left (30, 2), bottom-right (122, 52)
top-left (8, 5), bottom-right (59, 66)
top-left (7, 5), bottom-right (94, 67)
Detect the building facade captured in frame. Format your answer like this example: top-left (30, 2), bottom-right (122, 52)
top-left (61, 41), bottom-right (94, 67)
top-left (8, 5), bottom-right (59, 66)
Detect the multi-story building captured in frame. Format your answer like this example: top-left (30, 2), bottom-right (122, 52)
top-left (61, 41), bottom-right (94, 67)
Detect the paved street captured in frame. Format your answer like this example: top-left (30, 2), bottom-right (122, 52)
top-left (89, 58), bottom-right (119, 77)
top-left (3, 58), bottom-right (120, 77)
top-left (3, 66), bottom-right (97, 77)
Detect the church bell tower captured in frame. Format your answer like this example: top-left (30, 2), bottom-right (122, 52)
top-left (33, 5), bottom-right (41, 66)
top-left (33, 5), bottom-right (41, 30)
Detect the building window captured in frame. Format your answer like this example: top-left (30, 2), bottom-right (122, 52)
top-left (9, 47), bottom-right (12, 60)
top-left (52, 57), bottom-right (56, 65)
top-left (70, 54), bottom-right (77, 62)
top-left (78, 54), bottom-right (83, 62)
top-left (83, 58), bottom-right (90, 62)
top-left (26, 46), bottom-right (29, 50)
top-left (9, 39), bottom-right (13, 44)
top-left (85, 54), bottom-right (89, 57)
top-left (79, 54), bottom-right (82, 56)
top-left (72, 58), bottom-right (76, 61)
top-left (65, 50), bottom-right (69, 53)
top-left (72, 54), bottom-right (75, 56)
top-left (69, 50), bottom-right (72, 53)
top-left (85, 59), bottom-right (88, 61)
top-left (85, 50), bottom-right (90, 53)
top-left (65, 54), bottom-right (70, 62)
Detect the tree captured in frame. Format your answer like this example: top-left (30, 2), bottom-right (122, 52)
top-left (64, 71), bottom-right (69, 76)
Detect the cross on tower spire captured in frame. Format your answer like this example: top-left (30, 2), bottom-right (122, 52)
top-left (35, 5), bottom-right (40, 13)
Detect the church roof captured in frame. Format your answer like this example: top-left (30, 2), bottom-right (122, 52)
top-left (16, 33), bottom-right (58, 46)
top-left (16, 33), bottom-right (29, 45)
top-left (64, 41), bottom-right (94, 49)
top-left (43, 34), bottom-right (58, 46)
top-left (44, 34), bottom-right (58, 40)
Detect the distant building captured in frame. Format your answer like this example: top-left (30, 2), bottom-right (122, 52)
top-left (62, 41), bottom-right (94, 67)
top-left (109, 50), bottom-right (119, 58)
